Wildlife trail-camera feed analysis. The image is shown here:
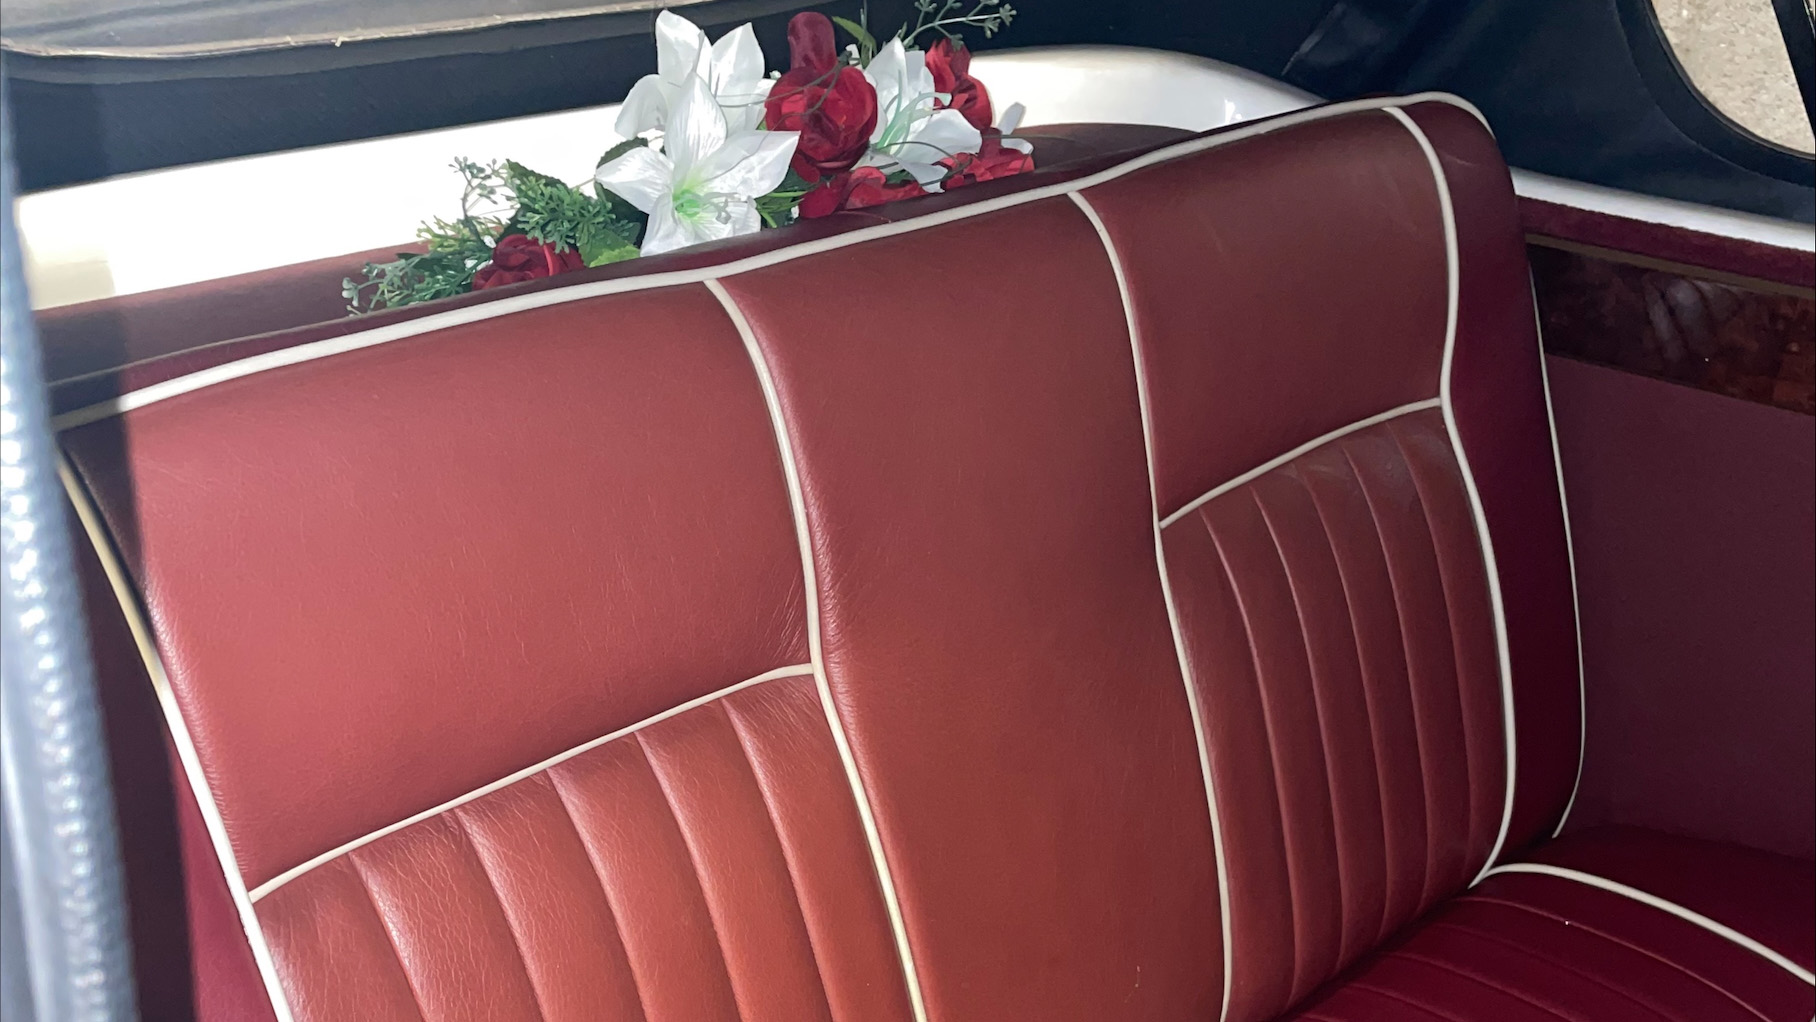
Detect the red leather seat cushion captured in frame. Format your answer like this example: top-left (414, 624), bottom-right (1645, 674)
top-left (1286, 828), bottom-right (1816, 1021)
top-left (1529, 826), bottom-right (1816, 974)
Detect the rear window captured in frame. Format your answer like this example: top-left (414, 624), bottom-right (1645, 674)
top-left (1649, 0), bottom-right (1814, 153)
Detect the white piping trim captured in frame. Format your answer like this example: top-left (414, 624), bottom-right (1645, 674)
top-left (1483, 863), bottom-right (1816, 986)
top-left (51, 92), bottom-right (1484, 434)
top-left (248, 662), bottom-right (815, 902)
top-left (1385, 107), bottom-right (1519, 886)
top-left (1069, 191), bottom-right (1236, 1022)
top-left (1530, 286), bottom-right (1587, 839)
top-left (705, 279), bottom-right (930, 1022)
top-left (1157, 399), bottom-right (1443, 530)
top-left (56, 458), bottom-right (299, 1022)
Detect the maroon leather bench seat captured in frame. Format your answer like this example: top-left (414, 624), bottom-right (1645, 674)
top-left (56, 95), bottom-right (1813, 1021)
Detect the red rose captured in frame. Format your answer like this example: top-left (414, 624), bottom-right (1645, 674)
top-left (472, 234), bottom-right (584, 290)
top-left (798, 167), bottom-right (928, 218)
top-left (926, 39), bottom-right (993, 132)
top-left (764, 13), bottom-right (879, 183)
top-left (939, 130), bottom-right (1033, 188)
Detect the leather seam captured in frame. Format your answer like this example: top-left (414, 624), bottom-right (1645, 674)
top-left (1428, 917), bottom-right (1687, 1022)
top-left (1203, 507), bottom-right (1307, 1010)
top-left (1383, 419), bottom-right (1483, 899)
top-left (346, 854), bottom-right (435, 1022)
top-left (248, 662), bottom-right (817, 901)
top-left (1482, 863), bottom-right (1816, 986)
top-left (1157, 399), bottom-right (1441, 529)
top-left (1067, 187), bottom-right (1235, 1022)
top-left (1462, 893), bottom-right (1781, 1021)
top-left (545, 771), bottom-right (655, 1022)
top-left (716, 699), bottom-right (840, 1022)
top-left (54, 455), bottom-right (300, 1022)
top-left (52, 94), bottom-right (1487, 433)
top-left (1251, 484), bottom-right (1352, 979)
top-left (1298, 451), bottom-right (1399, 948)
top-left (635, 732), bottom-right (752, 1019)
top-left (1397, 950), bottom-right (1586, 1022)
top-left (1530, 281), bottom-right (1588, 840)
top-left (1386, 106), bottom-right (1520, 882)
top-left (1341, 441), bottom-right (1440, 920)
top-left (707, 277), bottom-right (931, 1022)
top-left (447, 811), bottom-right (554, 1022)
top-left (1347, 980), bottom-right (1474, 1022)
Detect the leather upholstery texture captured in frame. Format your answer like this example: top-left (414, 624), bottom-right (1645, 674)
top-left (1286, 871), bottom-right (1813, 1022)
top-left (60, 97), bottom-right (1810, 1021)
top-left (1156, 411), bottom-right (1506, 1021)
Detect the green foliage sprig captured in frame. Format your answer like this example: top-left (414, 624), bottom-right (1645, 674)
top-left (755, 170), bottom-right (817, 227)
top-left (342, 154), bottom-right (647, 313)
top-left (903, 0), bottom-right (1017, 48)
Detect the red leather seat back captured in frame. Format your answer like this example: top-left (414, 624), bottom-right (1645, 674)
top-left (1077, 107), bottom-right (1524, 1018)
top-left (62, 289), bottom-right (917, 1020)
top-left (717, 202), bottom-right (1227, 1018)
top-left (61, 96), bottom-right (1578, 1022)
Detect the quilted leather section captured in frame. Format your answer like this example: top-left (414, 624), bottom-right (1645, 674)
top-left (1285, 871), bottom-right (1816, 1022)
top-left (1162, 409), bottom-right (1506, 1022)
top-left (256, 674), bottom-right (914, 1022)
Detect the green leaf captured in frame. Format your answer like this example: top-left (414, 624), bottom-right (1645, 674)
top-left (596, 136), bottom-right (649, 168)
top-left (502, 159), bottom-right (566, 189)
top-left (579, 229), bottom-right (640, 267)
top-left (831, 15), bottom-right (876, 59)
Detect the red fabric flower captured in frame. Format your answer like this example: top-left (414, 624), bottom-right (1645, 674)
top-left (938, 130), bottom-right (1033, 188)
top-left (471, 234), bottom-right (584, 290)
top-left (798, 167), bottom-right (928, 218)
top-left (926, 39), bottom-right (993, 132)
top-left (764, 13), bottom-right (879, 183)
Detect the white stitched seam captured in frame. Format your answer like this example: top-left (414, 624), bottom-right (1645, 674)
top-left (1530, 283), bottom-right (1587, 839)
top-left (57, 458), bottom-right (299, 1022)
top-left (706, 278), bottom-right (931, 1022)
top-left (247, 662), bottom-right (816, 902)
top-left (1157, 399), bottom-right (1443, 530)
top-left (51, 93), bottom-right (1484, 433)
top-left (1068, 190), bottom-right (1237, 1022)
top-left (1482, 863), bottom-right (1816, 986)
top-left (1385, 107), bottom-right (1520, 885)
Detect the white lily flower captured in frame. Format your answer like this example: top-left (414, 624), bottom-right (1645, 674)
top-left (996, 101), bottom-right (1034, 154)
top-left (615, 11), bottom-right (773, 137)
top-left (862, 37), bottom-right (983, 190)
top-left (597, 74), bottom-right (799, 256)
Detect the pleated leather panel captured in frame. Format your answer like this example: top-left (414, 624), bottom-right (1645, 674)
top-left (256, 673), bottom-right (914, 1022)
top-left (1162, 409), bottom-right (1506, 1021)
top-left (1285, 872), bottom-right (1816, 1022)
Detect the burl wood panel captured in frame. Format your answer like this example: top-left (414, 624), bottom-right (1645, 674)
top-left (1528, 241), bottom-right (1815, 415)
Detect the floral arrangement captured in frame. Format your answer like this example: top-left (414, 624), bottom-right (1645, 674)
top-left (344, 3), bottom-right (1031, 312)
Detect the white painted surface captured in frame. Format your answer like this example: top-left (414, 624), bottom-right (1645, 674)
top-left (11, 45), bottom-right (1322, 309)
top-left (17, 44), bottom-right (1810, 310)
top-left (1511, 168), bottom-right (1815, 252)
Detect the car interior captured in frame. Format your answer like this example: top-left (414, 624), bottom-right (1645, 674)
top-left (0, 2), bottom-right (1811, 1021)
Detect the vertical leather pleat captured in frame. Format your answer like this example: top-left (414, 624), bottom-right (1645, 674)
top-left (1163, 411), bottom-right (1506, 1021)
top-left (639, 705), bottom-right (835, 1022)
top-left (258, 673), bottom-right (905, 1022)
top-left (346, 815), bottom-right (548, 1022)
top-left (456, 774), bottom-right (649, 1022)
top-left (259, 858), bottom-right (427, 1022)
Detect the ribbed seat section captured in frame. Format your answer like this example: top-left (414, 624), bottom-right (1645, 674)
top-left (1161, 410), bottom-right (1507, 1021)
top-left (257, 672), bottom-right (914, 1022)
top-left (1285, 872), bottom-right (1816, 1022)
